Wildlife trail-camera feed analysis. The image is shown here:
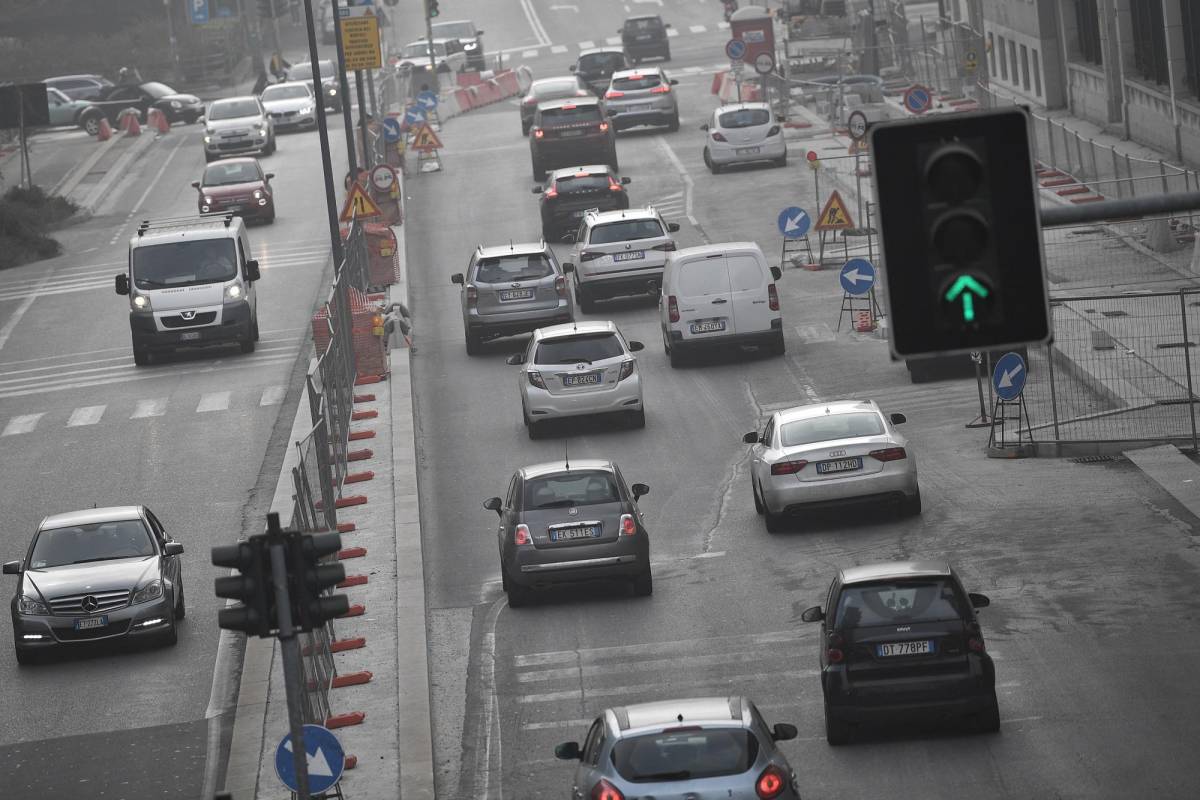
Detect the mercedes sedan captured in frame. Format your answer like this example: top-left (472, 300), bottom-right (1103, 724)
top-left (5, 506), bottom-right (185, 664)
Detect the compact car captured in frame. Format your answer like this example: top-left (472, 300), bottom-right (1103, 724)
top-left (619, 14), bottom-right (672, 63)
top-left (702, 102), bottom-right (787, 173)
top-left (192, 157), bottom-right (275, 223)
top-left (519, 75), bottom-right (591, 135)
top-left (203, 96), bottom-right (275, 162)
top-left (90, 81), bottom-right (204, 124)
top-left (570, 47), bottom-right (632, 95)
top-left (533, 164), bottom-right (630, 241)
top-left (398, 38), bottom-right (467, 74)
top-left (259, 81), bottom-right (317, 131)
top-left (45, 87), bottom-right (104, 134)
top-left (43, 73), bottom-right (113, 101)
top-left (529, 97), bottom-right (618, 180)
top-left (801, 561), bottom-right (999, 744)
top-left (287, 59), bottom-right (342, 112)
top-left (484, 459), bottom-right (652, 606)
top-left (603, 67), bottom-right (680, 132)
top-left (565, 207), bottom-right (679, 311)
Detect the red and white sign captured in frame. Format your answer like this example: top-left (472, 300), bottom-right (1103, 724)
top-left (370, 164), bottom-right (397, 193)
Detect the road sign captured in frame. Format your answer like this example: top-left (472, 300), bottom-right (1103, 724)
top-left (839, 258), bottom-right (876, 296)
top-left (992, 352), bottom-right (1027, 401)
top-left (815, 190), bottom-right (855, 231)
top-left (339, 182), bottom-right (384, 221)
top-left (805, 149), bottom-right (819, 170)
top-left (847, 110), bottom-right (868, 141)
top-left (370, 164), bottom-right (397, 193)
top-left (417, 90), bottom-right (439, 110)
top-left (754, 52), bottom-right (775, 75)
top-left (382, 116), bottom-right (402, 142)
top-left (409, 121), bottom-right (443, 152)
top-left (340, 11), bottom-right (381, 71)
top-left (275, 724), bottom-right (345, 795)
top-left (190, 0), bottom-right (209, 24)
top-left (725, 39), bottom-right (747, 61)
top-left (403, 105), bottom-right (426, 126)
top-left (903, 85), bottom-right (932, 115)
top-left (965, 49), bottom-right (978, 71)
top-left (777, 207), bottom-right (811, 239)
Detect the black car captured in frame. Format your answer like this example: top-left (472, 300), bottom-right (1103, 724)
top-left (519, 75), bottom-right (591, 135)
top-left (529, 97), bottom-right (618, 181)
top-left (533, 165), bottom-right (631, 241)
top-left (801, 561), bottom-right (999, 745)
top-left (90, 81), bottom-right (204, 124)
top-left (620, 15), bottom-right (672, 63)
top-left (431, 19), bottom-right (486, 70)
top-left (5, 506), bottom-right (185, 664)
top-left (570, 47), bottom-right (631, 95)
top-left (484, 459), bottom-right (652, 607)
top-left (287, 59), bottom-right (343, 112)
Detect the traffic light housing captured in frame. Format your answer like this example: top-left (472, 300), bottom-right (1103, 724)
top-left (426, 0), bottom-right (440, 18)
top-left (869, 106), bottom-right (1051, 359)
top-left (212, 538), bottom-right (276, 637)
top-left (287, 531), bottom-right (349, 632)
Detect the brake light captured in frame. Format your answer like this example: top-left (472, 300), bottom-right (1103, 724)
top-left (533, 128), bottom-right (544, 138)
top-left (544, 186), bottom-right (558, 199)
top-left (522, 96), bottom-right (536, 105)
top-left (575, 171), bottom-right (592, 178)
top-left (619, 513), bottom-right (636, 535)
top-left (968, 636), bottom-right (986, 653)
top-left (599, 122), bottom-right (609, 132)
top-left (591, 780), bottom-right (624, 800)
top-left (826, 632), bottom-right (845, 664)
top-left (771, 460), bottom-right (808, 475)
top-left (651, 242), bottom-right (676, 252)
top-left (555, 275), bottom-right (568, 298)
top-left (580, 251), bottom-right (604, 262)
top-left (513, 524), bottom-right (531, 545)
top-left (527, 371), bottom-right (546, 389)
top-left (618, 360), bottom-right (635, 381)
top-left (649, 84), bottom-right (671, 94)
top-left (562, 103), bottom-right (577, 110)
top-left (712, 131), bottom-right (727, 142)
top-left (768, 283), bottom-right (779, 311)
top-left (667, 295), bottom-right (680, 323)
top-left (608, 178), bottom-right (623, 192)
top-left (869, 447), bottom-right (907, 462)
top-left (756, 765), bottom-right (788, 799)
top-left (767, 125), bottom-right (781, 136)
top-left (465, 285), bottom-right (477, 306)
top-left (605, 89), bottom-right (625, 99)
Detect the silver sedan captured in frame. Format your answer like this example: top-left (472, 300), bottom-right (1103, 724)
top-left (744, 399), bottom-right (921, 532)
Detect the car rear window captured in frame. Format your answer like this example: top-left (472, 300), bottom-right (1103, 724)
top-left (590, 219), bottom-right (665, 244)
top-left (524, 471), bottom-right (620, 508)
top-left (474, 254), bottom-right (554, 284)
top-left (625, 17), bottom-right (665, 32)
top-left (535, 333), bottom-right (624, 364)
top-left (718, 108), bottom-right (772, 128)
top-left (209, 99), bottom-right (260, 120)
top-left (611, 729), bottom-right (758, 782)
top-left (533, 78), bottom-right (582, 98)
top-left (835, 580), bottom-right (969, 628)
top-left (612, 73), bottom-right (662, 91)
top-left (678, 258), bottom-right (730, 297)
top-left (580, 53), bottom-right (627, 71)
top-left (555, 173), bottom-right (610, 192)
top-left (779, 412), bottom-right (885, 446)
top-left (31, 520), bottom-right (155, 569)
top-left (727, 254), bottom-right (765, 291)
top-left (203, 161), bottom-right (261, 186)
top-left (262, 84), bottom-right (310, 101)
top-left (540, 105), bottom-right (602, 125)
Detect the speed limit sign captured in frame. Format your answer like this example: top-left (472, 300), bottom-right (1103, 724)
top-left (370, 164), bottom-right (397, 193)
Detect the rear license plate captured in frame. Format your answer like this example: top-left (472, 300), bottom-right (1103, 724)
top-left (571, 210), bottom-right (587, 218)
top-left (559, 129), bottom-right (585, 137)
top-left (612, 250), bottom-right (645, 262)
top-left (551, 525), bottom-right (601, 541)
top-left (637, 34), bottom-right (653, 41)
top-left (816, 457), bottom-right (862, 474)
top-left (736, 147), bottom-right (761, 155)
top-left (877, 640), bottom-right (934, 657)
top-left (74, 615), bottom-right (108, 631)
top-left (499, 289), bottom-right (534, 301)
top-left (690, 319), bottom-right (726, 334)
top-left (180, 331), bottom-right (202, 341)
top-left (629, 105), bottom-right (652, 113)
top-left (562, 372), bottom-right (602, 386)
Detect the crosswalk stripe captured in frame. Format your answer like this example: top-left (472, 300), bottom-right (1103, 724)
top-left (512, 629), bottom-right (804, 667)
top-left (689, 24), bottom-right (707, 34)
top-left (131, 398), bottom-right (168, 419)
top-left (516, 649), bottom-right (801, 683)
top-left (578, 40), bottom-right (595, 49)
top-left (521, 718), bottom-right (592, 731)
top-left (66, 406), bottom-right (106, 426)
top-left (521, 49), bottom-right (539, 59)
top-left (605, 36), bottom-right (621, 46)
top-left (666, 28), bottom-right (680, 37)
top-left (197, 391), bottom-right (231, 413)
top-left (796, 323), bottom-right (837, 343)
top-left (550, 44), bottom-right (568, 54)
top-left (2, 413), bottom-right (44, 436)
top-left (260, 386), bottom-right (287, 406)
top-left (517, 670), bottom-right (814, 704)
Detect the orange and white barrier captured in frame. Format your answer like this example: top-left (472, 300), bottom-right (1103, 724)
top-left (117, 107), bottom-right (142, 136)
top-left (147, 107), bottom-right (170, 134)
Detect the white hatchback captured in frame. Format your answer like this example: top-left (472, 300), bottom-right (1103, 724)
top-left (506, 320), bottom-right (646, 439)
top-left (701, 102), bottom-right (787, 173)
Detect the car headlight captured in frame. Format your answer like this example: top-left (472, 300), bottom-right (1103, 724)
top-left (225, 283), bottom-right (243, 300)
top-left (253, 189), bottom-right (264, 199)
top-left (203, 195), bottom-right (213, 205)
top-left (171, 100), bottom-right (182, 108)
top-left (204, 135), bottom-right (213, 144)
top-left (132, 580), bottom-right (163, 604)
top-left (328, 87), bottom-right (337, 96)
top-left (17, 594), bottom-right (49, 615)
top-left (464, 42), bottom-right (478, 50)
top-left (255, 123), bottom-right (267, 133)
top-left (132, 294), bottom-right (151, 310)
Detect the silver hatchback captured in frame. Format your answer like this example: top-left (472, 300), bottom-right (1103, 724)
top-left (603, 67), bottom-right (680, 131)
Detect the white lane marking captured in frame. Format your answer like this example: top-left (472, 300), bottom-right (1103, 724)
top-left (689, 24), bottom-right (707, 34)
top-left (550, 44), bottom-right (568, 54)
top-left (67, 405), bottom-right (106, 426)
top-left (131, 398), bottom-right (168, 419)
top-left (196, 391), bottom-right (232, 413)
top-left (108, 134), bottom-right (188, 246)
top-left (634, 0), bottom-right (664, 5)
top-left (517, 671), bottom-right (815, 703)
top-left (655, 136), bottom-right (702, 234)
top-left (518, 0), bottom-right (552, 46)
top-left (548, 3), bottom-right (579, 10)
top-left (578, 40), bottom-right (595, 49)
top-left (513, 629), bottom-right (805, 667)
top-left (666, 27), bottom-right (680, 37)
top-left (521, 49), bottom-right (539, 59)
top-left (606, 35), bottom-right (621, 45)
top-left (517, 648), bottom-right (785, 683)
top-left (694, 550), bottom-right (726, 558)
top-left (477, 596), bottom-right (506, 800)
top-left (717, 21), bottom-right (730, 29)
top-left (260, 386), bottom-right (286, 406)
top-left (522, 718), bottom-right (591, 731)
top-left (796, 323), bottom-right (837, 343)
top-left (2, 413), bottom-right (44, 436)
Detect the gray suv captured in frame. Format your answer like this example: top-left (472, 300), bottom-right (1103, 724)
top-left (450, 242), bottom-right (575, 355)
top-left (603, 67), bottom-right (680, 132)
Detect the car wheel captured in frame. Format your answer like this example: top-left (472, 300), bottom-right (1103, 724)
top-left (824, 702), bottom-right (851, 746)
top-left (252, 317), bottom-right (261, 341)
top-left (977, 693), bottom-right (1001, 733)
top-left (541, 223), bottom-right (557, 242)
top-left (500, 563), bottom-right (510, 592)
top-left (133, 346), bottom-right (150, 366)
top-left (532, 156), bottom-right (546, 182)
top-left (522, 121), bottom-right (531, 136)
top-left (82, 114), bottom-right (101, 136)
top-left (175, 580), bottom-right (186, 620)
top-left (627, 408), bottom-right (646, 429)
top-left (264, 209), bottom-right (276, 224)
top-left (903, 488), bottom-right (923, 517)
top-left (774, 153), bottom-right (788, 167)
top-left (204, 152), bottom-right (216, 163)
top-left (704, 148), bottom-right (722, 174)
top-left (632, 567), bottom-right (653, 597)
top-left (608, 152), bottom-right (619, 172)
top-left (668, 346), bottom-right (685, 368)
top-left (465, 331), bottom-right (482, 356)
top-left (578, 286), bottom-right (597, 314)
top-left (769, 331), bottom-right (786, 356)
top-left (506, 579), bottom-right (533, 608)
top-left (240, 336), bottom-right (256, 354)
top-left (527, 418), bottom-right (542, 440)
top-left (161, 617), bottom-right (178, 647)
top-left (752, 478), bottom-right (765, 515)
top-left (764, 508), bottom-right (788, 533)
top-left (663, 47), bottom-right (671, 62)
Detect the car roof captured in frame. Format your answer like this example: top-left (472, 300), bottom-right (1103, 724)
top-left (533, 320), bottom-right (619, 341)
top-left (432, 18), bottom-right (475, 27)
top-left (521, 459), bottom-right (614, 479)
top-left (716, 101), bottom-right (772, 112)
top-left (585, 207), bottom-right (662, 223)
top-left (476, 241), bottom-right (548, 259)
top-left (611, 67), bottom-right (664, 80)
top-left (537, 96), bottom-right (601, 111)
top-left (44, 74), bottom-right (108, 82)
top-left (671, 242), bottom-right (763, 261)
top-left (205, 156), bottom-right (260, 168)
top-left (133, 214), bottom-right (245, 246)
top-left (775, 399), bottom-right (882, 424)
top-left (578, 47), bottom-right (626, 57)
top-left (548, 164), bottom-right (612, 179)
top-left (262, 81), bottom-right (311, 92)
top-left (40, 506), bottom-right (144, 531)
top-left (840, 561), bottom-right (954, 585)
top-left (611, 697), bottom-right (747, 734)
top-left (532, 76), bottom-right (582, 88)
top-left (211, 95), bottom-right (259, 105)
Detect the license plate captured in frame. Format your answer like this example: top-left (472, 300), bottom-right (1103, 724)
top-left (690, 319), bottom-right (726, 334)
top-left (816, 457), bottom-right (862, 474)
top-left (74, 615), bottom-right (108, 631)
top-left (499, 288), bottom-right (534, 301)
top-left (612, 250), bottom-right (645, 262)
top-left (877, 640), bottom-right (934, 657)
top-left (551, 525), bottom-right (600, 541)
top-left (637, 34), bottom-right (653, 41)
top-left (562, 372), bottom-right (602, 386)
top-left (559, 128), bottom-right (585, 137)
top-left (628, 104), bottom-right (652, 113)
top-left (736, 147), bottom-right (761, 155)
top-left (571, 210), bottom-right (587, 218)
top-left (180, 331), bottom-right (202, 341)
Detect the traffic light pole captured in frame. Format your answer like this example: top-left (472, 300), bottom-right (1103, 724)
top-left (300, 0), bottom-right (344, 266)
top-left (330, 0), bottom-right (359, 177)
top-left (267, 514), bottom-right (312, 800)
top-left (425, 3), bottom-right (440, 93)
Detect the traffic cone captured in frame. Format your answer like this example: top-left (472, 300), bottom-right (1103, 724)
top-left (149, 108), bottom-right (170, 134)
top-left (124, 113), bottom-right (141, 136)
top-left (97, 117), bottom-right (112, 141)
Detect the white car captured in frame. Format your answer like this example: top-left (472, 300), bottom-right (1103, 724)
top-left (505, 320), bottom-right (646, 439)
top-left (399, 38), bottom-right (468, 74)
top-left (259, 81), bottom-right (317, 131)
top-left (565, 207), bottom-right (680, 312)
top-left (203, 96), bottom-right (275, 162)
top-left (743, 399), bottom-right (921, 532)
top-left (701, 102), bottom-right (787, 173)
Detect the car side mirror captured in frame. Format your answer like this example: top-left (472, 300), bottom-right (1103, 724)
top-left (743, 431), bottom-right (760, 444)
top-left (631, 483), bottom-right (649, 500)
top-left (890, 412), bottom-right (907, 425)
top-left (621, 176), bottom-right (631, 185)
top-left (699, 123), bottom-right (709, 131)
top-left (115, 273), bottom-right (130, 295)
top-left (669, 78), bottom-right (679, 85)
top-left (451, 273), bottom-right (465, 285)
top-left (665, 23), bottom-right (672, 28)
top-left (265, 172), bottom-right (275, 180)
top-left (483, 496), bottom-right (503, 516)
top-left (244, 259), bottom-right (261, 282)
top-left (505, 354), bottom-right (525, 365)
top-left (628, 341), bottom-right (644, 352)
top-left (969, 592), bottom-right (991, 609)
top-left (770, 266), bottom-right (782, 281)
top-left (476, 30), bottom-right (484, 35)
top-left (568, 65), bottom-right (577, 72)
top-left (190, 180), bottom-right (201, 189)
top-left (531, 186), bottom-right (543, 194)
top-left (164, 542), bottom-right (184, 556)
top-left (2, 560), bottom-right (21, 575)
top-left (555, 741), bottom-right (582, 760)
top-left (800, 606), bottom-right (825, 622)
top-left (562, 262), bottom-right (575, 272)
top-left (667, 222), bottom-right (680, 233)
top-left (771, 723), bottom-right (798, 741)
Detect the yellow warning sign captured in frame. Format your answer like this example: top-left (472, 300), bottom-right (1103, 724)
top-left (341, 14), bottom-right (381, 71)
top-left (409, 122), bottom-right (443, 152)
top-left (815, 190), bottom-right (855, 231)
top-left (339, 182), bottom-right (383, 222)
top-left (847, 138), bottom-right (869, 155)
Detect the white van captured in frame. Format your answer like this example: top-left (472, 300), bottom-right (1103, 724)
top-left (114, 214), bottom-right (261, 366)
top-left (659, 242), bottom-right (784, 367)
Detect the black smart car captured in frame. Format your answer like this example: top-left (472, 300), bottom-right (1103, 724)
top-left (620, 15), bottom-right (672, 64)
top-left (532, 165), bottom-right (631, 241)
top-left (529, 97), bottom-right (618, 180)
top-left (801, 561), bottom-right (999, 744)
top-left (484, 459), bottom-right (652, 607)
top-left (570, 47), bottom-right (631, 95)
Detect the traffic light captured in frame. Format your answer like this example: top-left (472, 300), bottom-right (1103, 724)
top-left (287, 531), bottom-right (349, 632)
top-left (426, 0), bottom-right (440, 18)
top-left (212, 537), bottom-right (276, 637)
top-left (869, 106), bottom-right (1051, 359)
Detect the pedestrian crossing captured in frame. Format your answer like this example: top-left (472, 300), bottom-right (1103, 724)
top-left (512, 22), bottom-right (729, 61)
top-left (647, 191), bottom-right (685, 218)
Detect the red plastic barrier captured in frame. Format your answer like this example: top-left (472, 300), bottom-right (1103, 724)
top-left (494, 69), bottom-right (520, 97)
top-left (457, 71), bottom-right (484, 87)
top-left (711, 71), bottom-right (727, 95)
top-left (454, 87), bottom-right (474, 112)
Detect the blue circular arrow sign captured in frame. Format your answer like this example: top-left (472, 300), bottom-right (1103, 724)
top-left (417, 89), bottom-right (439, 110)
top-left (404, 105), bottom-right (427, 125)
top-left (276, 724), bottom-right (345, 795)
top-left (725, 38), bottom-right (747, 61)
top-left (382, 117), bottom-right (402, 143)
top-left (903, 85), bottom-right (932, 114)
top-left (777, 206), bottom-right (810, 239)
top-left (839, 258), bottom-right (876, 296)
top-left (992, 352), bottom-right (1028, 401)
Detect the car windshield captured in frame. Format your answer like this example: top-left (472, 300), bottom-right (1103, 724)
top-left (403, 42), bottom-right (433, 58)
top-left (553, 173), bottom-right (610, 192)
top-left (209, 99), bottom-right (260, 120)
top-left (579, 53), bottom-right (626, 72)
top-left (140, 82), bottom-right (176, 99)
top-left (611, 729), bottom-right (757, 782)
top-left (625, 17), bottom-right (665, 32)
top-left (475, 254), bottom-right (554, 283)
top-left (779, 412), bottom-right (886, 446)
top-left (30, 520), bottom-right (155, 569)
top-left (835, 580), bottom-right (969, 627)
top-left (590, 219), bottom-right (664, 244)
top-left (719, 108), bottom-right (772, 128)
top-left (524, 471), bottom-right (620, 508)
top-left (535, 333), bottom-right (624, 364)
top-left (202, 161), bottom-right (261, 186)
top-left (533, 79), bottom-right (583, 98)
top-left (540, 105), bottom-right (601, 125)
top-left (613, 73), bottom-right (663, 91)
top-left (262, 84), bottom-right (310, 101)
top-left (133, 239), bottom-right (238, 289)
top-left (432, 21), bottom-right (475, 38)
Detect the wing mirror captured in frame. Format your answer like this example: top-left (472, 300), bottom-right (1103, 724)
top-left (504, 353), bottom-right (525, 365)
top-left (669, 78), bottom-right (679, 85)
top-left (667, 222), bottom-right (680, 233)
top-left (115, 274), bottom-right (130, 296)
top-left (244, 259), bottom-right (261, 282)
top-left (771, 723), bottom-right (798, 742)
top-left (451, 272), bottom-right (465, 285)
top-left (631, 483), bottom-right (650, 500)
top-left (562, 263), bottom-right (575, 272)
top-left (770, 266), bottom-right (782, 281)
top-left (164, 542), bottom-right (184, 556)
top-left (531, 185), bottom-right (543, 194)
top-left (190, 180), bottom-right (201, 189)
top-left (482, 496), bottom-right (503, 516)
top-left (568, 64), bottom-right (577, 72)
top-left (890, 412), bottom-right (907, 425)
top-left (969, 592), bottom-right (991, 609)
top-left (2, 560), bottom-right (21, 575)
top-left (265, 172), bottom-right (275, 180)
top-left (800, 606), bottom-right (825, 623)
top-left (555, 741), bottom-right (582, 760)
top-left (742, 431), bottom-right (760, 444)
top-left (628, 341), bottom-right (644, 352)
top-left (699, 123), bottom-right (709, 131)
top-left (621, 176), bottom-right (631, 185)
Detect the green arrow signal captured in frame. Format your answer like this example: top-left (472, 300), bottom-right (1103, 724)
top-left (944, 275), bottom-right (990, 322)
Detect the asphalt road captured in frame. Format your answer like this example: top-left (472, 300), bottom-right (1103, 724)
top-left (407, 1), bottom-right (1200, 798)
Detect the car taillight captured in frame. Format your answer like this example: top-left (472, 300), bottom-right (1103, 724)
top-left (650, 84), bottom-right (671, 94)
top-left (618, 360), bottom-right (635, 381)
top-left (826, 632), bottom-right (845, 664)
top-left (598, 121), bottom-right (610, 132)
top-left (667, 295), bottom-right (680, 323)
top-left (869, 447), bottom-right (907, 462)
top-left (528, 371), bottom-right (546, 389)
top-left (767, 125), bottom-right (781, 136)
top-left (465, 285), bottom-right (478, 306)
top-left (591, 780), bottom-right (624, 800)
top-left (605, 89), bottom-right (625, 99)
top-left (968, 636), bottom-right (986, 653)
top-left (756, 765), bottom-right (788, 799)
top-left (533, 128), bottom-right (544, 138)
top-left (608, 178), bottom-right (623, 192)
top-left (555, 275), bottom-right (568, 298)
top-left (712, 131), bottom-right (728, 142)
top-left (544, 186), bottom-right (558, 199)
top-left (619, 513), bottom-right (636, 535)
top-left (768, 283), bottom-right (779, 311)
top-left (522, 96), bottom-right (536, 105)
top-left (651, 242), bottom-right (676, 252)
top-left (771, 460), bottom-right (807, 475)
top-left (580, 251), bottom-right (604, 262)
top-left (513, 524), bottom-right (531, 545)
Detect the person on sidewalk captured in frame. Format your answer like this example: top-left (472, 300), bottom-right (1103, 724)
top-left (252, 69), bottom-right (271, 96)
top-left (270, 51), bottom-right (291, 82)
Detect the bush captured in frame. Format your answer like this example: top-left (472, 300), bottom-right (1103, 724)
top-left (0, 185), bottom-right (77, 270)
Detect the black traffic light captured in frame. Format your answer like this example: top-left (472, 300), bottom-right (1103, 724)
top-left (212, 537), bottom-right (276, 637)
top-left (869, 106), bottom-right (1051, 359)
top-left (426, 0), bottom-right (440, 18)
top-left (287, 531), bottom-right (349, 632)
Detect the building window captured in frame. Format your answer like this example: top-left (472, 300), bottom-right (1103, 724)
top-left (988, 32), bottom-right (997, 76)
top-left (1032, 48), bottom-right (1043, 96)
top-left (1009, 40), bottom-right (1018, 84)
top-left (1182, 0), bottom-right (1200, 97)
top-left (1130, 0), bottom-right (1169, 85)
top-left (1074, 0), bottom-right (1103, 65)
top-left (998, 35), bottom-right (1009, 80)
top-left (1020, 44), bottom-right (1030, 90)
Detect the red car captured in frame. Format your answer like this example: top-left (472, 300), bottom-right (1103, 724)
top-left (191, 157), bottom-right (275, 224)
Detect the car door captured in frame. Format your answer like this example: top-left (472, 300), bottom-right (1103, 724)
top-left (727, 249), bottom-right (774, 336)
top-left (571, 717), bottom-right (606, 799)
top-left (498, 474), bottom-right (520, 560)
top-left (750, 416), bottom-right (776, 487)
top-left (674, 252), bottom-right (733, 342)
top-left (145, 509), bottom-right (180, 591)
top-left (46, 89), bottom-right (73, 126)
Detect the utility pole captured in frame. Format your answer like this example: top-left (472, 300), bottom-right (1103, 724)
top-left (330, 0), bottom-right (359, 177)
top-left (300, 0), bottom-right (345, 265)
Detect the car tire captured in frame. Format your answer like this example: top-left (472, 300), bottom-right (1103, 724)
top-left (663, 46), bottom-right (671, 62)
top-left (667, 114), bottom-right (680, 133)
top-left (465, 331), bottom-right (482, 356)
top-left (252, 317), bottom-right (261, 341)
top-left (774, 153), bottom-right (788, 167)
top-left (752, 478), bottom-right (765, 515)
top-left (532, 156), bottom-right (546, 182)
top-left (608, 152), bottom-right (619, 172)
top-left (161, 618), bottom-right (178, 647)
top-left (824, 702), bottom-right (851, 746)
top-left (175, 580), bottom-right (186, 621)
top-left (542, 223), bottom-right (557, 242)
top-left (903, 488), bottom-right (923, 517)
top-left (764, 508), bottom-right (788, 534)
top-left (264, 209), bottom-right (276, 224)
top-left (81, 113), bottom-right (101, 136)
top-left (668, 345), bottom-right (685, 369)
top-left (769, 332), bottom-right (786, 356)
top-left (977, 694), bottom-right (1001, 733)
top-left (704, 149), bottom-right (722, 174)
top-left (522, 121), bottom-right (531, 136)
top-left (500, 563), bottom-right (511, 592)
top-left (632, 567), bottom-right (653, 597)
top-left (14, 646), bottom-right (38, 666)
top-left (506, 579), bottom-right (533, 608)
top-left (627, 408), bottom-right (646, 429)
top-left (578, 286), bottom-right (597, 314)
top-left (204, 152), bottom-right (216, 163)
top-left (240, 336), bottom-right (256, 354)
top-left (527, 418), bottom-right (542, 440)
top-left (133, 346), bottom-right (151, 366)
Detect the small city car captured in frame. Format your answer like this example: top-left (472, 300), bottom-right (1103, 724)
top-left (619, 14), bottom-right (672, 64)
top-left (533, 164), bottom-right (630, 241)
top-left (744, 399), bottom-right (921, 531)
top-left (529, 97), bottom-right (618, 181)
top-left (702, 102), bottom-right (787, 173)
top-left (566, 207), bottom-right (679, 311)
top-left (484, 459), bottom-right (652, 606)
top-left (800, 561), bottom-right (999, 744)
top-left (520, 75), bottom-right (592, 135)
top-left (203, 96), bottom-right (275, 162)
top-left (570, 47), bottom-right (632, 95)
top-left (506, 320), bottom-right (646, 438)
top-left (556, 696), bottom-right (802, 799)
top-left (259, 81), bottom-right (317, 131)
top-left (603, 67), bottom-right (680, 132)
top-left (192, 157), bottom-right (275, 223)
top-left (6, 506), bottom-right (185, 664)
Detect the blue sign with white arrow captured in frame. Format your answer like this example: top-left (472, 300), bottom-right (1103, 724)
top-left (417, 90), bottom-right (439, 110)
top-left (777, 206), bottom-right (810, 239)
top-left (404, 105), bottom-right (427, 126)
top-left (839, 258), bottom-right (876, 296)
top-left (992, 352), bottom-right (1027, 401)
top-left (275, 724), bottom-right (345, 795)
top-left (725, 39), bottom-right (747, 61)
top-left (382, 116), bottom-right (402, 142)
